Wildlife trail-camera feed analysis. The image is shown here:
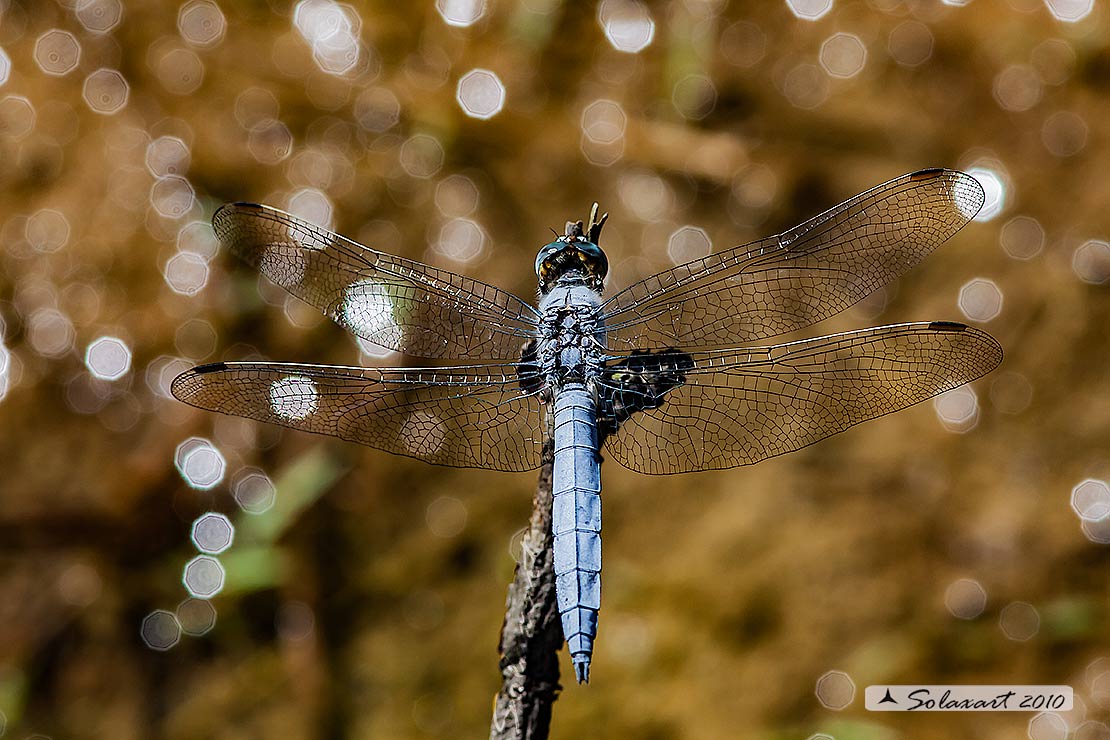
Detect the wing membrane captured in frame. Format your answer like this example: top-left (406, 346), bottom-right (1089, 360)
top-left (600, 169), bottom-right (985, 350)
top-left (600, 322), bottom-right (1002, 474)
top-left (171, 362), bottom-right (545, 471)
top-left (213, 203), bottom-right (540, 361)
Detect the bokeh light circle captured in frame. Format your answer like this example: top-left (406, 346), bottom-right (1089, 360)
top-left (667, 226), bottom-right (712, 264)
top-left (178, 0), bottom-right (227, 47)
top-left (934, 387), bottom-right (980, 433)
top-left (82, 68), bottom-right (130, 115)
top-left (1043, 0), bottom-right (1094, 22)
top-left (34, 30), bottom-right (81, 76)
top-left (141, 610), bottom-right (181, 651)
top-left (1071, 479), bottom-right (1110, 522)
top-left (888, 21), bottom-right (933, 67)
top-left (999, 601), bottom-right (1040, 641)
top-left (1000, 216), bottom-right (1044, 260)
top-left (786, 0), bottom-right (833, 21)
top-left (0, 95), bottom-right (36, 139)
top-left (434, 218), bottom-right (487, 264)
top-left (814, 670), bottom-right (855, 710)
top-left (177, 597), bottom-right (218, 636)
top-left (1072, 240), bottom-right (1110, 285)
top-left (1041, 111), bottom-right (1088, 157)
top-left (26, 208), bottom-right (69, 252)
top-left (820, 33), bottom-right (867, 78)
top-left (84, 336), bottom-right (132, 380)
top-left (965, 166), bottom-right (1006, 221)
top-left (456, 69), bottom-right (505, 120)
top-left (436, 0), bottom-right (486, 27)
top-left (77, 0), bottom-right (124, 34)
top-left (191, 512), bottom-right (235, 554)
top-left (945, 577), bottom-right (987, 619)
top-left (598, 0), bottom-right (655, 53)
top-left (183, 555), bottom-right (226, 598)
top-left (957, 278), bottom-right (1003, 322)
top-left (233, 468), bottom-right (277, 514)
top-left (175, 437), bottom-right (227, 490)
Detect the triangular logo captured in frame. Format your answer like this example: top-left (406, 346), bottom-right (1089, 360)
top-left (878, 688), bottom-right (898, 705)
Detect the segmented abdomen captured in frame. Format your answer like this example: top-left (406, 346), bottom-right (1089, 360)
top-left (551, 383), bottom-right (601, 684)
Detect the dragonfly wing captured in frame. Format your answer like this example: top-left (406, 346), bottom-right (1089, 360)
top-left (213, 203), bottom-right (540, 361)
top-left (600, 322), bottom-right (1002, 474)
top-left (600, 169), bottom-right (985, 350)
top-left (171, 361), bottom-right (545, 472)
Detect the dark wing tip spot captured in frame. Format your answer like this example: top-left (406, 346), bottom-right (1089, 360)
top-left (231, 202), bottom-right (264, 210)
top-left (193, 362), bottom-right (229, 374)
top-left (910, 167), bottom-right (946, 181)
top-left (927, 321), bottom-right (968, 332)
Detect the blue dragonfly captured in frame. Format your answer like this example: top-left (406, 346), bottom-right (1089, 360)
top-left (172, 168), bottom-right (1002, 683)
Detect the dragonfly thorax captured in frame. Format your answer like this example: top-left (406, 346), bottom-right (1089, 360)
top-left (534, 285), bottom-right (606, 391)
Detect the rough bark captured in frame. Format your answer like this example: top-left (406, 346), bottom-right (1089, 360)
top-left (490, 439), bottom-right (562, 740)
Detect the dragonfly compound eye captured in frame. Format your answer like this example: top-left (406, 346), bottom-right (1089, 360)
top-left (535, 239), bottom-right (609, 292)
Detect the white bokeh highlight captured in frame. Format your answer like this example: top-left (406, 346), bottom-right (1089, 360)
top-left (178, 0), bottom-right (227, 48)
top-left (85, 336), bottom-right (132, 380)
top-left (958, 278), bottom-right (1004, 322)
top-left (667, 226), bottom-right (712, 265)
top-left (175, 437), bottom-right (227, 490)
top-left (456, 69), bottom-right (505, 120)
top-left (191, 512), bottom-right (235, 554)
top-left (820, 33), bottom-right (867, 78)
top-left (1071, 479), bottom-right (1110, 522)
top-left (935, 387), bottom-right (980, 433)
top-left (966, 166), bottom-right (1006, 222)
top-left (598, 0), bottom-right (655, 53)
top-left (293, 0), bottom-right (362, 77)
top-left (34, 30), bottom-right (82, 76)
top-left (183, 555), bottom-right (226, 598)
top-left (1044, 0), bottom-right (1094, 22)
top-left (163, 251), bottom-right (210, 295)
top-left (786, 0), bottom-right (833, 20)
top-left (436, 0), bottom-right (486, 27)
top-left (83, 68), bottom-right (130, 115)
top-left (434, 218), bottom-right (487, 264)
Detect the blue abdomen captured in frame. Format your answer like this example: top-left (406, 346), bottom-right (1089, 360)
top-left (551, 383), bottom-right (601, 684)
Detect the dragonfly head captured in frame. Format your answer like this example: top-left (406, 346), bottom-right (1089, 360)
top-left (536, 203), bottom-right (610, 294)
top-left (535, 236), bottom-right (608, 294)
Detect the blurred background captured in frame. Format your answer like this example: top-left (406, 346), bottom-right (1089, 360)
top-left (0, 0), bottom-right (1108, 737)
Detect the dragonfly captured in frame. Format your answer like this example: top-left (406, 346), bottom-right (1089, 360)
top-left (171, 167), bottom-right (1002, 684)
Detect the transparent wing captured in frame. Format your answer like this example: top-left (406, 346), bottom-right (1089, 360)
top-left (213, 203), bottom-right (540, 361)
top-left (600, 169), bottom-right (985, 351)
top-left (171, 361), bottom-right (545, 472)
top-left (599, 322), bottom-right (1002, 475)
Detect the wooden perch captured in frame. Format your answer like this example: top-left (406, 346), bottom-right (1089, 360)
top-left (490, 439), bottom-right (562, 739)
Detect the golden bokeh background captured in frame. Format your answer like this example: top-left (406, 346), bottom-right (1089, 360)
top-left (0, 0), bottom-right (1108, 737)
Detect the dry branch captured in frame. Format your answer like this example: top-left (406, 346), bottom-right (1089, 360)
top-left (490, 440), bottom-right (562, 739)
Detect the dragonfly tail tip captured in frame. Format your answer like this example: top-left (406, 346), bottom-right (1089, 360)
top-left (573, 659), bottom-right (590, 684)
